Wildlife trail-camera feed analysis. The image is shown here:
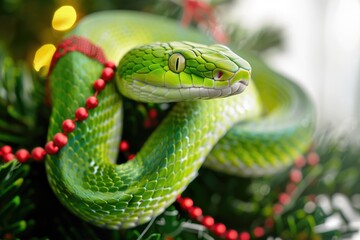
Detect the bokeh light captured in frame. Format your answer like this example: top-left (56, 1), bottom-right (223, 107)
top-left (52, 5), bottom-right (77, 31)
top-left (33, 44), bottom-right (56, 73)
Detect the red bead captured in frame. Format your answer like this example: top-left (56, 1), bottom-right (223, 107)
top-left (119, 140), bottom-right (130, 152)
top-left (253, 227), bottom-right (265, 238)
top-left (180, 197), bottom-right (193, 210)
top-left (101, 67), bottom-right (114, 81)
top-left (239, 232), bottom-right (251, 240)
top-left (202, 216), bottom-right (215, 228)
top-left (105, 61), bottom-right (116, 70)
top-left (265, 218), bottom-right (274, 228)
top-left (3, 233), bottom-right (13, 239)
top-left (31, 147), bottom-right (46, 161)
top-left (3, 153), bottom-right (15, 162)
top-left (148, 108), bottom-right (157, 119)
top-left (144, 118), bottom-right (152, 128)
top-left (63, 39), bottom-right (72, 46)
top-left (75, 107), bottom-right (88, 121)
top-left (212, 223), bottom-right (226, 236)
top-left (225, 229), bottom-right (238, 240)
top-left (1, 145), bottom-right (12, 155)
top-left (286, 182), bottom-right (297, 194)
top-left (290, 169), bottom-right (302, 183)
top-left (188, 206), bottom-right (202, 219)
top-left (294, 155), bottom-right (306, 168)
top-left (279, 192), bottom-right (291, 205)
top-left (94, 79), bottom-right (106, 91)
top-left (86, 96), bottom-right (98, 109)
top-left (45, 141), bottom-right (59, 155)
top-left (307, 152), bottom-right (319, 166)
top-left (128, 154), bottom-right (135, 160)
top-left (53, 133), bottom-right (68, 148)
top-left (16, 149), bottom-right (30, 163)
top-left (62, 119), bottom-right (75, 133)
top-left (273, 203), bottom-right (283, 215)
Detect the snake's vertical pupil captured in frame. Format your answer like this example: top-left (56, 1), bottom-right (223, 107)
top-left (176, 58), bottom-right (179, 71)
top-left (169, 53), bottom-right (185, 73)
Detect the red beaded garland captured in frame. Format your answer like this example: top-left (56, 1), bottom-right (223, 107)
top-left (45, 141), bottom-right (59, 155)
top-left (101, 67), bottom-right (114, 81)
top-left (94, 79), bottom-right (106, 91)
top-left (188, 206), bottom-right (202, 219)
top-left (0, 39), bottom-right (113, 165)
top-left (201, 216), bottom-right (215, 228)
top-left (105, 61), bottom-right (116, 69)
top-left (75, 107), bottom-right (89, 121)
top-left (1, 145), bottom-right (12, 155)
top-left (265, 218), bottom-right (274, 228)
top-left (31, 147), bottom-right (46, 161)
top-left (279, 192), bottom-right (291, 205)
top-left (225, 229), bottom-right (238, 240)
top-left (53, 133), bottom-right (68, 148)
top-left (119, 140), bottom-right (130, 152)
top-left (86, 96), bottom-right (98, 109)
top-left (62, 119), bottom-right (75, 133)
top-left (128, 154), bottom-right (135, 160)
top-left (3, 153), bottom-right (15, 162)
top-left (290, 169), bottom-right (302, 183)
top-left (180, 197), bottom-right (194, 209)
top-left (239, 232), bottom-right (251, 240)
top-left (307, 152), bottom-right (319, 166)
top-left (148, 108), bottom-right (158, 119)
top-left (15, 149), bottom-right (31, 163)
top-left (143, 118), bottom-right (152, 128)
top-left (213, 223), bottom-right (227, 236)
top-left (253, 227), bottom-right (265, 238)
top-left (273, 203), bottom-right (283, 215)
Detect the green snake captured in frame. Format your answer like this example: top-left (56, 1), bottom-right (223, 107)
top-left (46, 10), bottom-right (315, 229)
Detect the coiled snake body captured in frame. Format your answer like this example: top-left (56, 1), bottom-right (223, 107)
top-left (46, 11), bottom-right (315, 229)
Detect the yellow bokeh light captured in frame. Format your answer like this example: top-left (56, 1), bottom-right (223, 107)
top-left (33, 44), bottom-right (56, 73)
top-left (52, 5), bottom-right (77, 31)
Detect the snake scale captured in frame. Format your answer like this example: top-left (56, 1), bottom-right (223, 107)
top-left (46, 10), bottom-right (315, 229)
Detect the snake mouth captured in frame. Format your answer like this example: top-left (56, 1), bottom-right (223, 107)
top-left (230, 79), bottom-right (248, 96)
top-left (239, 79), bottom-right (249, 86)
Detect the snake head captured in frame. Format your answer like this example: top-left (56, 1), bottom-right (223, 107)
top-left (117, 41), bottom-right (251, 103)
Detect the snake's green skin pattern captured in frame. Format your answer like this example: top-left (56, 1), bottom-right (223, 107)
top-left (46, 11), bottom-right (315, 229)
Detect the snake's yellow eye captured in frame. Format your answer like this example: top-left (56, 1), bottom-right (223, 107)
top-left (169, 53), bottom-right (185, 73)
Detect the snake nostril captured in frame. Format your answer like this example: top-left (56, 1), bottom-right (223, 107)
top-left (214, 70), bottom-right (223, 80)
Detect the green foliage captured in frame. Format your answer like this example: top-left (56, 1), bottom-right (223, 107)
top-left (0, 48), bottom-right (48, 148)
top-left (228, 24), bottom-right (284, 55)
top-left (0, 161), bottom-right (33, 238)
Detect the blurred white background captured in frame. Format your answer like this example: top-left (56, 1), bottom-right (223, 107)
top-left (220, 0), bottom-right (360, 128)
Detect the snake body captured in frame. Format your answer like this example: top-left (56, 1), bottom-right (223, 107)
top-left (46, 11), bottom-right (315, 229)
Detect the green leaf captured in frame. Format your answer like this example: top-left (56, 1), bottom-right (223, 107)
top-left (145, 234), bottom-right (161, 240)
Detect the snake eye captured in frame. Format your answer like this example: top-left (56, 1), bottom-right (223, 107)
top-left (169, 53), bottom-right (185, 73)
top-left (214, 70), bottom-right (223, 80)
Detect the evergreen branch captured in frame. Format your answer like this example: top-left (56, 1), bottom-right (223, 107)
top-left (0, 161), bottom-right (32, 238)
top-left (0, 48), bottom-right (48, 148)
top-left (227, 24), bottom-right (283, 55)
